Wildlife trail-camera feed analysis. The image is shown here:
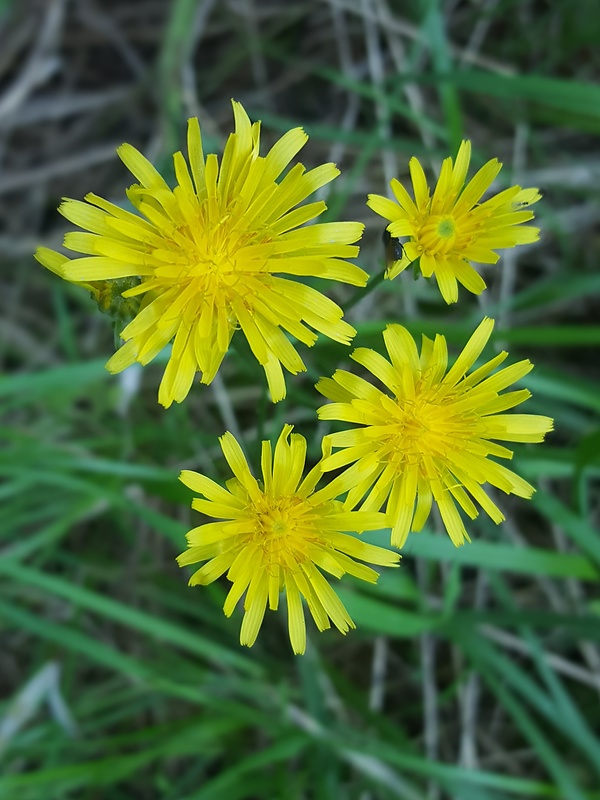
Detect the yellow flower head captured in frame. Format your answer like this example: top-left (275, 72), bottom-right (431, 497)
top-left (316, 318), bottom-right (553, 548)
top-left (177, 425), bottom-right (399, 654)
top-left (36, 100), bottom-right (367, 407)
top-left (367, 141), bottom-right (541, 304)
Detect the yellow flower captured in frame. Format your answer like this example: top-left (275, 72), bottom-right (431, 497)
top-left (367, 141), bottom-right (541, 304)
top-left (316, 318), bottom-right (553, 548)
top-left (177, 425), bottom-right (399, 654)
top-left (36, 100), bottom-right (366, 407)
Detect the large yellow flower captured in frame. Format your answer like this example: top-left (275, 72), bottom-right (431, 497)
top-left (316, 318), bottom-right (553, 547)
top-left (177, 425), bottom-right (399, 654)
top-left (35, 101), bottom-right (367, 406)
top-left (367, 141), bottom-right (540, 304)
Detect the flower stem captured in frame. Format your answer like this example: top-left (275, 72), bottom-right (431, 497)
top-left (345, 267), bottom-right (386, 312)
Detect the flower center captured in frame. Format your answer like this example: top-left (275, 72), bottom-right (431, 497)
top-left (416, 214), bottom-right (457, 255)
top-left (391, 399), bottom-right (438, 462)
top-left (436, 217), bottom-right (456, 239)
top-left (263, 506), bottom-right (293, 538)
top-left (152, 198), bottom-right (272, 298)
top-left (250, 495), bottom-right (318, 572)
top-left (384, 387), bottom-right (481, 474)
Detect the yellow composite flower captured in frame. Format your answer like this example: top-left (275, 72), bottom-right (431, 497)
top-left (177, 425), bottom-right (399, 654)
top-left (316, 318), bottom-right (553, 548)
top-left (35, 100), bottom-right (367, 407)
top-left (367, 141), bottom-right (541, 304)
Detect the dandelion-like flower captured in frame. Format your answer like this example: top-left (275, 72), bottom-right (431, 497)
top-left (177, 425), bottom-right (399, 654)
top-left (36, 100), bottom-right (367, 407)
top-left (367, 141), bottom-right (540, 304)
top-left (316, 318), bottom-right (553, 547)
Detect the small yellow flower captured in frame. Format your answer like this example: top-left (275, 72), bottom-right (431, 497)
top-left (36, 100), bottom-right (366, 407)
top-left (316, 318), bottom-right (553, 548)
top-left (177, 425), bottom-right (399, 654)
top-left (367, 141), bottom-right (541, 304)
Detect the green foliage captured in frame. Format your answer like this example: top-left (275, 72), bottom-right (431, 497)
top-left (1, 0), bottom-right (599, 797)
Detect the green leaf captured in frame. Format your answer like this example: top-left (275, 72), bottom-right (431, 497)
top-left (531, 490), bottom-right (600, 567)
top-left (361, 529), bottom-right (599, 582)
top-left (0, 562), bottom-right (260, 676)
top-left (442, 69), bottom-right (600, 131)
top-left (337, 586), bottom-right (441, 637)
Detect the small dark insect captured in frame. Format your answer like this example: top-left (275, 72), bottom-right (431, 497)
top-left (382, 227), bottom-right (405, 268)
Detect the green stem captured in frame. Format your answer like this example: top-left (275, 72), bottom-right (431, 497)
top-left (158, 0), bottom-right (200, 156)
top-left (344, 267), bottom-right (386, 312)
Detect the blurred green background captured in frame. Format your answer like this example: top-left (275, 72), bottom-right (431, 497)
top-left (1, 0), bottom-right (600, 798)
